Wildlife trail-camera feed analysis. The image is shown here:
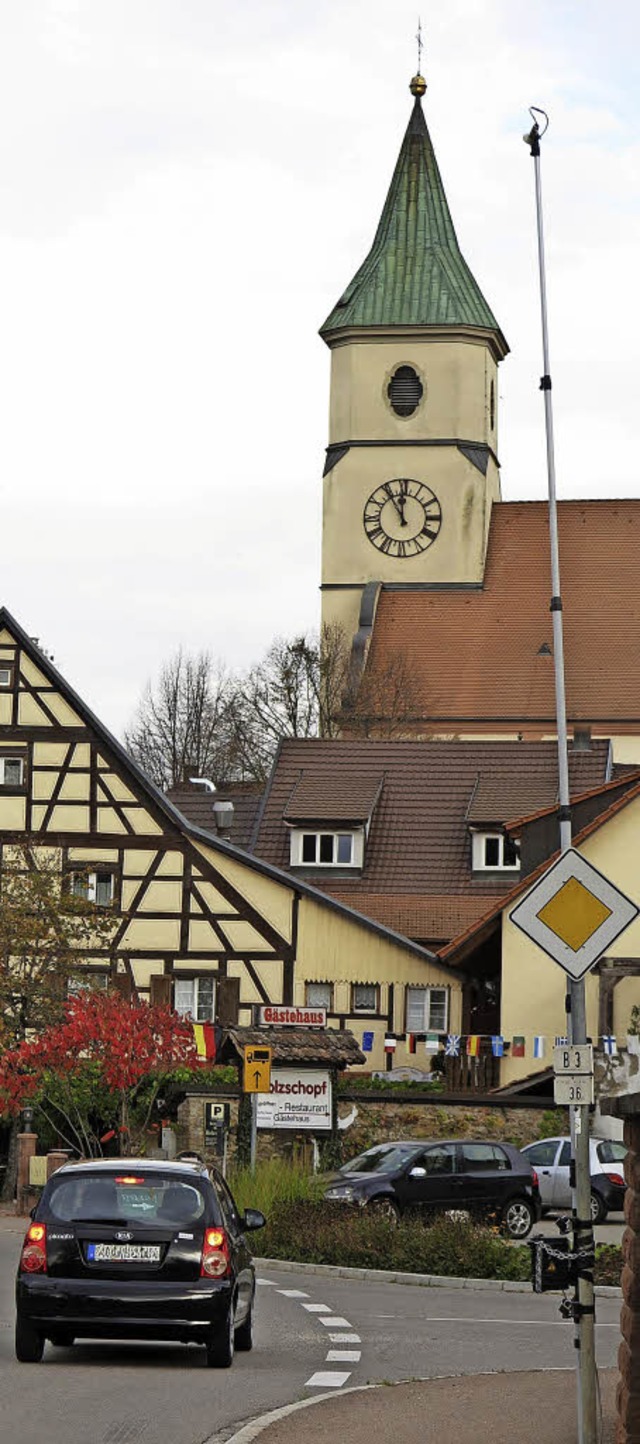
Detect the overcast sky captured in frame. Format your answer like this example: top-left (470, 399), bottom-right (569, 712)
top-left (1, 2), bottom-right (639, 737)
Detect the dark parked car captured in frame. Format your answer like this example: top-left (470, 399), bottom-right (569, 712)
top-left (15, 1158), bottom-right (265, 1367)
top-left (324, 1139), bottom-right (541, 1238)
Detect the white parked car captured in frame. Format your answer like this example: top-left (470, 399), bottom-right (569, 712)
top-left (520, 1135), bottom-right (627, 1223)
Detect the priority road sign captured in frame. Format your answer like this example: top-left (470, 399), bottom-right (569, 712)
top-left (243, 1045), bottom-right (272, 1094)
top-left (509, 848), bottom-right (639, 980)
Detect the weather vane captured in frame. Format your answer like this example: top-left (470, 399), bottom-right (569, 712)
top-left (416, 18), bottom-right (423, 74)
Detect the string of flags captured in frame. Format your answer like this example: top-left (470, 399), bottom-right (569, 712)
top-left (365, 1032), bottom-right (625, 1058)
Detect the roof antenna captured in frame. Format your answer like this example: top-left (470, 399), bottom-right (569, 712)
top-left (416, 17), bottom-right (423, 73)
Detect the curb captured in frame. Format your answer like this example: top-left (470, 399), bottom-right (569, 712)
top-left (255, 1255), bottom-right (622, 1298)
top-left (215, 1368), bottom-right (585, 1444)
top-left (206, 1385), bottom-right (376, 1444)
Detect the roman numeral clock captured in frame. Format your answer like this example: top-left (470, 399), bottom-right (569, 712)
top-left (363, 479), bottom-right (442, 558)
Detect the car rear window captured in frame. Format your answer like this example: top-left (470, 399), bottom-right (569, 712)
top-left (596, 1140), bottom-right (627, 1165)
top-left (41, 1172), bottom-right (215, 1228)
top-left (460, 1143), bottom-right (511, 1172)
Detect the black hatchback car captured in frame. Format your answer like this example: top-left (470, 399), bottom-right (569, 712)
top-left (324, 1139), bottom-right (541, 1238)
top-left (15, 1159), bottom-right (265, 1367)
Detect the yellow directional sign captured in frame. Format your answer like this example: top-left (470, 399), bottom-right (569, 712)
top-left (243, 1045), bottom-right (272, 1094)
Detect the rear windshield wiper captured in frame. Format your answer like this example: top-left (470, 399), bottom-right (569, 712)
top-left (75, 1216), bottom-right (123, 1225)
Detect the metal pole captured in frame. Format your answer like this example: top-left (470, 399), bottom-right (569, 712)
top-left (250, 1094), bottom-right (257, 1173)
top-left (524, 109), bottom-right (597, 1444)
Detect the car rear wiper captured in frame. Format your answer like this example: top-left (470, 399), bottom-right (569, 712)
top-left (77, 1216), bottom-right (122, 1225)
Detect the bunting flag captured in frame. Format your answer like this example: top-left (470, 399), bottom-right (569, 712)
top-left (362, 1030), bottom-right (374, 1053)
top-left (445, 1034), bottom-right (461, 1057)
top-left (384, 1035), bottom-right (397, 1054)
top-left (602, 1035), bottom-right (617, 1056)
top-left (512, 1036), bottom-right (526, 1058)
top-left (533, 1036), bottom-right (545, 1059)
top-left (466, 1035), bottom-right (480, 1057)
top-left (407, 1033), bottom-right (417, 1054)
top-left (193, 1021), bottom-right (216, 1063)
top-left (425, 1033), bottom-right (440, 1053)
top-left (555, 1035), bottom-right (568, 1047)
top-left (491, 1035), bottom-right (504, 1057)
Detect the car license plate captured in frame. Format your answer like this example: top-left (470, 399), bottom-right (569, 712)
top-left (87, 1243), bottom-right (161, 1263)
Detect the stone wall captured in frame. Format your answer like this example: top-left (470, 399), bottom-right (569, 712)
top-left (176, 1090), bottom-right (561, 1171)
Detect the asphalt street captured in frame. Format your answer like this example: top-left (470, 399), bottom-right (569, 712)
top-left (0, 1227), bottom-right (623, 1444)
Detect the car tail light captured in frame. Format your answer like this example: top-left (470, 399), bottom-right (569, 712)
top-left (20, 1223), bottom-right (47, 1274)
top-left (605, 1172), bottom-right (626, 1188)
top-left (531, 1168), bottom-right (539, 1188)
top-left (200, 1227), bottom-right (231, 1279)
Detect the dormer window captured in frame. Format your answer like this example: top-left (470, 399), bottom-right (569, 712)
top-left (472, 832), bottom-right (519, 871)
top-left (290, 829), bottom-right (363, 868)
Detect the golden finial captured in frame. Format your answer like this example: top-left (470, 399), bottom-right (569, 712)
top-left (410, 18), bottom-right (426, 96)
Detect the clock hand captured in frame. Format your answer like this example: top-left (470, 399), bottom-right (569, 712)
top-left (383, 481), bottom-right (408, 523)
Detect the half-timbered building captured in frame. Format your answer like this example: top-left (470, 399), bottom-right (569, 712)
top-left (0, 608), bottom-right (459, 1073)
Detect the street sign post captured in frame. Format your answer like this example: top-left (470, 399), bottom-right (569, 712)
top-left (204, 1101), bottom-right (231, 1172)
top-left (510, 849), bottom-right (638, 1444)
top-left (242, 1046), bottom-right (273, 1172)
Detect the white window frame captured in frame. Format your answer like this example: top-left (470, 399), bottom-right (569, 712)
top-left (289, 828), bottom-right (363, 868)
top-left (305, 981), bottom-right (333, 1011)
top-left (352, 983), bottom-right (379, 1014)
top-left (405, 986), bottom-right (449, 1034)
top-left (0, 756), bottom-right (25, 787)
top-left (0, 667), bottom-right (12, 688)
top-left (70, 870), bottom-right (115, 906)
top-left (174, 976), bottom-right (216, 1023)
top-left (471, 831), bottom-right (520, 872)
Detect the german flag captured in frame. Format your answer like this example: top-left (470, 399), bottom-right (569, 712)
top-left (193, 1022), bottom-right (216, 1062)
top-left (466, 1035), bottom-right (480, 1057)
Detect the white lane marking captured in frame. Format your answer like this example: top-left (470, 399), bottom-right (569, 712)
top-left (424, 1316), bottom-right (619, 1328)
top-left (302, 1303), bottom-right (331, 1313)
top-left (305, 1371), bottom-right (351, 1389)
top-left (256, 1279), bottom-right (277, 1287)
top-left (326, 1350), bottom-right (361, 1363)
top-left (328, 1333), bottom-right (361, 1343)
top-left (277, 1289), bottom-right (309, 1298)
top-left (319, 1316), bottom-right (351, 1327)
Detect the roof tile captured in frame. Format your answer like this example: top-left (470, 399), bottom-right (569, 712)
top-left (367, 500), bottom-right (640, 724)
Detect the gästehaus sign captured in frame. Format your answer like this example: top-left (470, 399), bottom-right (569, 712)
top-left (256, 1069), bottom-right (332, 1131)
top-left (258, 1005), bottom-right (327, 1027)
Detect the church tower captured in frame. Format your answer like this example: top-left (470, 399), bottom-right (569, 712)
top-left (320, 73), bottom-right (509, 642)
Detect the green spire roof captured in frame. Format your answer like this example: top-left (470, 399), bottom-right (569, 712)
top-left (321, 89), bottom-right (507, 351)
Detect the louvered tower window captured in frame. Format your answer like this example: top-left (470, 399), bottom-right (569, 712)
top-left (387, 365), bottom-right (423, 417)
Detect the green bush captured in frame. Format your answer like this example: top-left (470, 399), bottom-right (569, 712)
top-left (250, 1195), bottom-right (622, 1289)
top-left (594, 1244), bottom-right (622, 1287)
top-left (256, 1199), bottom-right (531, 1281)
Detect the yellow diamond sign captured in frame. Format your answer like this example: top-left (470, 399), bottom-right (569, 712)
top-left (536, 877), bottom-right (612, 952)
top-left (510, 847), bottom-right (639, 980)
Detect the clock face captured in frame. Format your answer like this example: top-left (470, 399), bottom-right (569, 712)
top-left (363, 479), bottom-right (442, 557)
